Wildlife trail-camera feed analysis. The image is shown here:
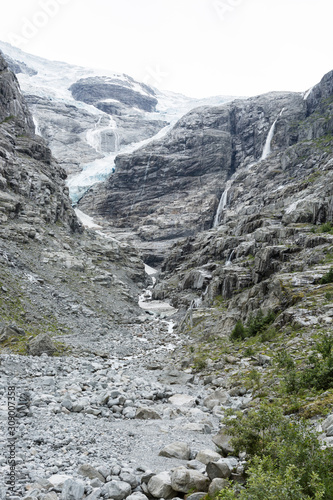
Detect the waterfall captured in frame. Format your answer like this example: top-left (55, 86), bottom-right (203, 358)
top-left (143, 155), bottom-right (151, 183)
top-left (32, 116), bottom-right (42, 136)
top-left (225, 249), bottom-right (235, 266)
top-left (261, 109), bottom-right (284, 161)
top-left (303, 86), bottom-right (314, 100)
top-left (213, 180), bottom-right (231, 228)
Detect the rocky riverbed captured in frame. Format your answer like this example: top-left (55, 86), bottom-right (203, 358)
top-left (0, 280), bottom-right (252, 499)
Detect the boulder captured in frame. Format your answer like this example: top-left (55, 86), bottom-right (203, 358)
top-left (158, 370), bottom-right (195, 385)
top-left (186, 494), bottom-right (207, 500)
top-left (48, 475), bottom-right (72, 488)
top-left (61, 479), bottom-right (85, 500)
top-left (168, 394), bottom-right (196, 408)
top-left (78, 464), bottom-right (105, 483)
top-left (196, 449), bottom-right (221, 465)
top-left (101, 480), bottom-right (131, 500)
top-left (170, 466), bottom-right (209, 493)
top-left (135, 407), bottom-right (161, 420)
top-left (126, 493), bottom-right (149, 500)
top-left (147, 471), bottom-right (174, 499)
top-left (206, 460), bottom-right (231, 480)
top-left (28, 333), bottom-right (57, 356)
top-left (203, 390), bottom-right (229, 410)
top-left (0, 323), bottom-right (26, 342)
top-left (208, 478), bottom-right (229, 497)
top-left (212, 430), bottom-right (235, 455)
top-left (159, 442), bottom-right (191, 460)
top-left (322, 413), bottom-right (333, 436)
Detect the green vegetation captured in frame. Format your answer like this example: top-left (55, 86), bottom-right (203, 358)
top-left (217, 404), bottom-right (333, 499)
top-left (312, 222), bottom-right (333, 235)
top-left (320, 267), bottom-right (333, 284)
top-left (283, 334), bottom-right (333, 393)
top-left (230, 310), bottom-right (276, 341)
top-left (0, 115), bottom-right (14, 124)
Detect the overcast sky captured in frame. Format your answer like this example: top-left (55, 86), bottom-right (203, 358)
top-left (1, 0), bottom-right (332, 98)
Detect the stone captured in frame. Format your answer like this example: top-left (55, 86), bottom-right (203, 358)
top-left (61, 479), bottom-right (85, 500)
top-left (206, 460), bottom-right (231, 480)
top-left (212, 430), bottom-right (235, 455)
top-left (208, 478), bottom-right (229, 497)
top-left (101, 480), bottom-right (131, 500)
top-left (168, 394), bottom-right (196, 407)
top-left (258, 354), bottom-right (271, 366)
top-left (186, 494), bottom-right (207, 500)
top-left (48, 475), bottom-right (72, 488)
top-left (28, 333), bottom-right (57, 356)
top-left (147, 471), bottom-right (174, 499)
top-left (196, 449), bottom-right (221, 465)
top-left (0, 324), bottom-right (25, 342)
top-left (119, 472), bottom-right (139, 489)
top-left (159, 442), bottom-right (191, 460)
top-left (41, 493), bottom-right (58, 500)
top-left (126, 494), bottom-right (149, 500)
top-left (135, 407), bottom-right (161, 420)
top-left (170, 466), bottom-right (209, 493)
top-left (158, 370), bottom-right (195, 385)
top-left (203, 390), bottom-right (229, 410)
top-left (78, 464), bottom-right (105, 483)
top-left (322, 414), bottom-right (333, 433)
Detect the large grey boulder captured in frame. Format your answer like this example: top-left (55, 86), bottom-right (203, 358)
top-left (147, 471), bottom-right (174, 499)
top-left (196, 449), bottom-right (221, 465)
top-left (170, 466), bottom-right (209, 493)
top-left (212, 430), bottom-right (235, 455)
top-left (168, 394), bottom-right (196, 407)
top-left (158, 370), bottom-right (195, 385)
top-left (61, 479), bottom-right (85, 500)
top-left (126, 493), bottom-right (149, 500)
top-left (135, 407), bottom-right (161, 420)
top-left (208, 478), bottom-right (229, 497)
top-left (159, 442), bottom-right (191, 460)
top-left (101, 480), bottom-right (131, 500)
top-left (203, 390), bottom-right (229, 410)
top-left (322, 413), bottom-right (333, 436)
top-left (78, 464), bottom-right (105, 483)
top-left (28, 333), bottom-right (57, 356)
top-left (206, 459), bottom-right (231, 480)
top-left (0, 324), bottom-right (25, 342)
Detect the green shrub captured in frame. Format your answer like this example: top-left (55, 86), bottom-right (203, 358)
top-left (283, 335), bottom-right (333, 393)
top-left (230, 320), bottom-right (246, 340)
top-left (318, 222), bottom-right (333, 234)
top-left (219, 404), bottom-right (333, 499)
top-left (320, 268), bottom-right (333, 284)
top-left (230, 310), bottom-right (276, 342)
top-left (275, 350), bottom-right (295, 369)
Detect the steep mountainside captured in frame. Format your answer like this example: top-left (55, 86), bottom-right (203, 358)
top-left (78, 92), bottom-right (304, 250)
top-left (0, 52), bottom-right (146, 352)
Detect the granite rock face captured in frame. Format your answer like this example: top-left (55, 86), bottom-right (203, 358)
top-left (79, 70), bottom-right (333, 265)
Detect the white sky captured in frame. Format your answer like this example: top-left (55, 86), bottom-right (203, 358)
top-left (0, 0), bottom-right (332, 98)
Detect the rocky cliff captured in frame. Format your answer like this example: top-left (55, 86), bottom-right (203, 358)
top-left (0, 52), bottom-right (146, 353)
top-left (70, 76), bottom-right (158, 112)
top-left (78, 92), bottom-right (305, 246)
